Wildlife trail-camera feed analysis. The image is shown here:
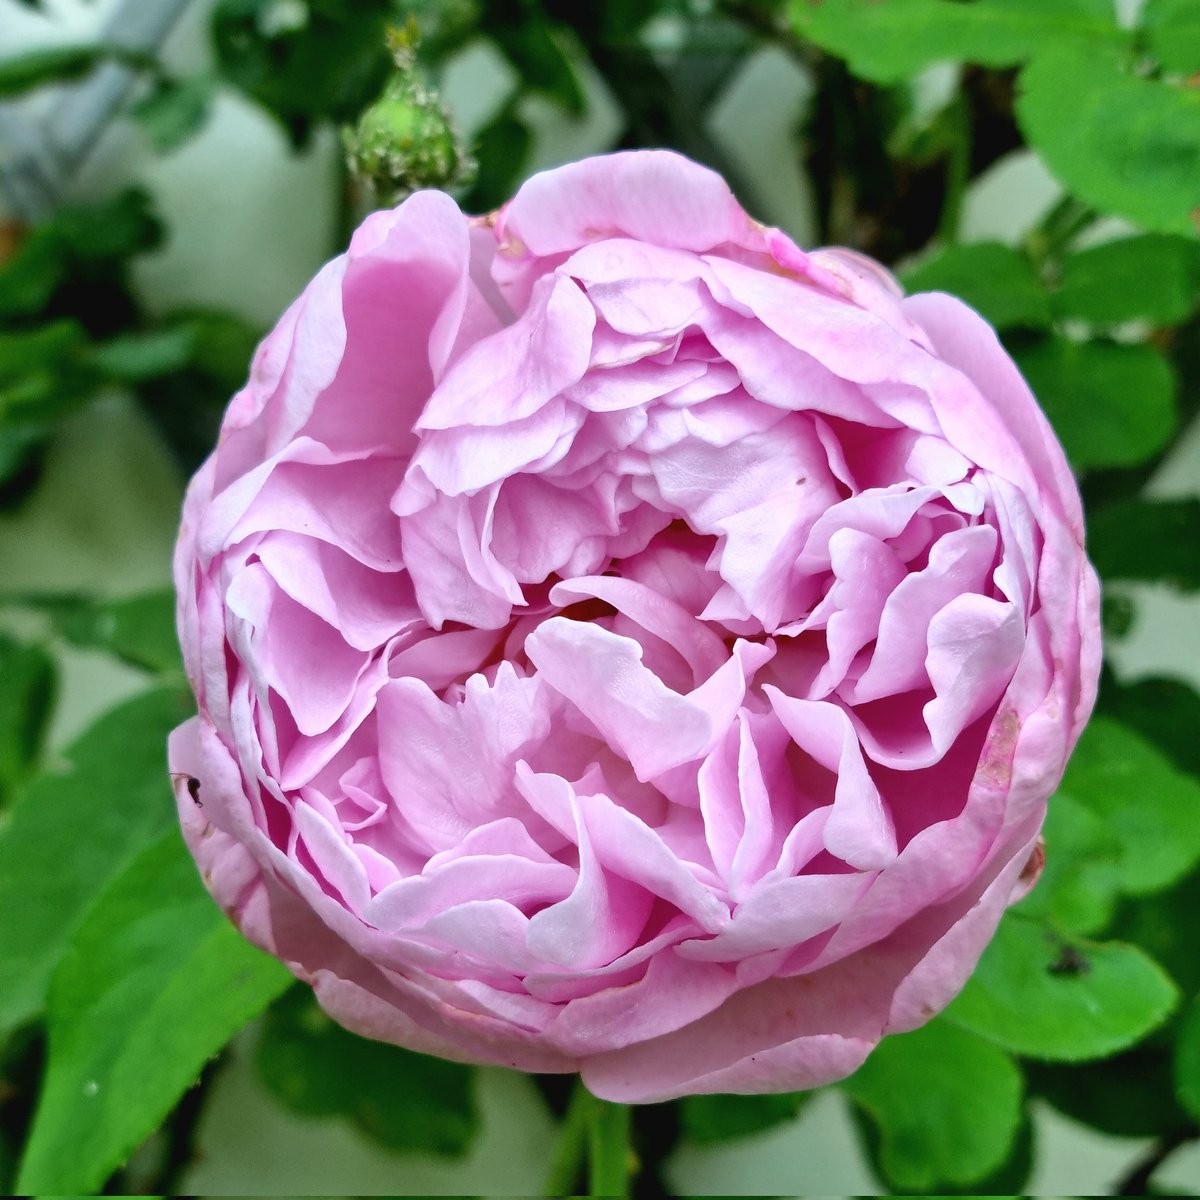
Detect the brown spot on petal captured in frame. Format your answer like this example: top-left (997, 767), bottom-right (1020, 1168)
top-left (1019, 838), bottom-right (1046, 888)
top-left (978, 708), bottom-right (1020, 789)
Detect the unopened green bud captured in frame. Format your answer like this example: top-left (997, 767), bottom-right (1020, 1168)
top-left (343, 25), bottom-right (474, 205)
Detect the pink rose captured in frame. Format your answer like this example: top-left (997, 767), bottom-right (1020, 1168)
top-left (170, 151), bottom-right (1100, 1102)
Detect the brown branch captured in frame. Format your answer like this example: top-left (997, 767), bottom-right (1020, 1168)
top-left (1113, 1125), bottom-right (1200, 1196)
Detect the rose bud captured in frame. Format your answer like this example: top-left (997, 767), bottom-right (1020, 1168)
top-left (342, 23), bottom-right (474, 207)
top-left (170, 151), bottom-right (1100, 1103)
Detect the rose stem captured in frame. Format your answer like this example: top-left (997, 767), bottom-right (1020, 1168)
top-left (936, 89), bottom-right (972, 246)
top-left (543, 1079), bottom-right (589, 1196)
top-left (585, 1089), bottom-right (633, 1198)
top-left (544, 1078), bottom-right (635, 1196)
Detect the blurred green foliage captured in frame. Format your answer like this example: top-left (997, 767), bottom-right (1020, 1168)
top-left (15, 829), bottom-right (293, 1194)
top-left (257, 985), bottom-right (479, 1157)
top-left (1, 0), bottom-right (1199, 1194)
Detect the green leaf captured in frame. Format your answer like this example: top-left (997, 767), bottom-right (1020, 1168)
top-left (0, 230), bottom-right (65, 320)
top-left (1017, 46), bottom-right (1200, 236)
top-left (0, 1024), bottom-right (40, 1167)
top-left (1013, 335), bottom-right (1176, 469)
top-left (1109, 870), bottom-right (1200, 1007)
top-left (256, 984), bottom-right (479, 1157)
top-left (1087, 498), bottom-right (1200, 592)
top-left (901, 242), bottom-right (1051, 330)
top-left (16, 830), bottom-right (292, 1194)
top-left (1098, 674), bottom-right (1200, 778)
top-left (598, 0), bottom-right (666, 46)
top-left (0, 192), bottom-right (161, 324)
top-left (1032, 1046), bottom-right (1192, 1139)
top-left (0, 319), bottom-right (88, 388)
top-left (1176, 999), bottom-right (1200, 1124)
top-left (842, 1019), bottom-right (1023, 1191)
top-left (945, 912), bottom-right (1179, 1061)
top-left (48, 588), bottom-right (182, 675)
top-left (131, 75), bottom-right (216, 152)
top-left (1054, 235), bottom-right (1200, 326)
top-left (0, 43), bottom-right (107, 99)
top-left (0, 634), bottom-right (55, 807)
top-left (87, 324), bottom-right (198, 382)
top-left (850, 1089), bottom-right (1034, 1197)
top-left (1101, 589), bottom-right (1135, 640)
top-left (52, 188), bottom-right (163, 261)
top-left (462, 107), bottom-right (533, 213)
top-left (1144, 0), bottom-right (1200, 75)
top-left (212, 0), bottom-right (393, 146)
top-left (680, 1091), bottom-right (809, 1145)
top-left (180, 308), bottom-right (263, 382)
top-left (0, 687), bottom-right (192, 1033)
top-left (0, 315), bottom-right (99, 476)
top-left (1061, 715), bottom-right (1200, 896)
top-left (967, 1105), bottom-right (1035, 1196)
top-left (483, 15), bottom-right (586, 115)
top-left (0, 425), bottom-right (43, 494)
top-left (136, 310), bottom-right (263, 471)
top-left (789, 0), bottom-right (1121, 85)
top-left (1017, 791), bottom-right (1121, 935)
